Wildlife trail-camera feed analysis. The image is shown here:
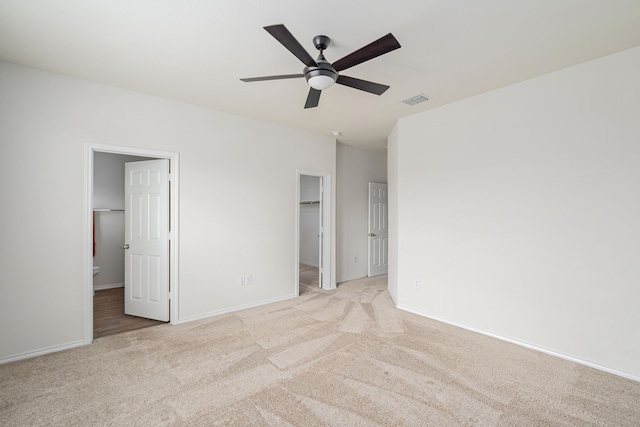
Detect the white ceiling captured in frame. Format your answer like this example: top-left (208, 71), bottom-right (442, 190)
top-left (1, 0), bottom-right (640, 150)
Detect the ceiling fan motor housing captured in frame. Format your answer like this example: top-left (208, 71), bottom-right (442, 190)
top-left (304, 62), bottom-right (338, 85)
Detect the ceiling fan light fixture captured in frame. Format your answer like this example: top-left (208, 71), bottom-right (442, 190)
top-left (304, 67), bottom-right (338, 90)
top-left (308, 74), bottom-right (336, 90)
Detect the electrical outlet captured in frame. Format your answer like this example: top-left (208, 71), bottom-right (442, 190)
top-left (353, 256), bottom-right (357, 263)
top-left (414, 280), bottom-right (420, 288)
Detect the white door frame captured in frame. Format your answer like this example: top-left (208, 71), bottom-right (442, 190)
top-left (296, 170), bottom-right (333, 294)
top-left (83, 143), bottom-right (180, 345)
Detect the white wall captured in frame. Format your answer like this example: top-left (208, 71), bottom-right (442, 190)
top-left (299, 175), bottom-right (320, 267)
top-left (92, 212), bottom-right (125, 288)
top-left (336, 143), bottom-right (387, 282)
top-left (94, 153), bottom-right (148, 210)
top-left (0, 61), bottom-right (336, 361)
top-left (392, 46), bottom-right (640, 379)
top-left (93, 153), bottom-right (148, 289)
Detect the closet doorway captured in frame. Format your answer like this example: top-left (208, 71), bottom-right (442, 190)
top-left (83, 144), bottom-right (180, 344)
top-left (296, 171), bottom-right (332, 295)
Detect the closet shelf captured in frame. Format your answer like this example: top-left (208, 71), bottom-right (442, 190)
top-left (300, 201), bottom-right (320, 205)
top-left (93, 209), bottom-right (124, 212)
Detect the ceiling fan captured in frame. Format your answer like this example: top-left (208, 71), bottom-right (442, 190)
top-left (241, 24), bottom-right (401, 109)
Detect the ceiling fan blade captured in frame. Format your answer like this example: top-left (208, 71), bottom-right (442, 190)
top-left (240, 74), bottom-right (304, 82)
top-left (304, 88), bottom-right (321, 109)
top-left (264, 24), bottom-right (317, 68)
top-left (336, 75), bottom-right (390, 95)
top-left (332, 33), bottom-right (401, 72)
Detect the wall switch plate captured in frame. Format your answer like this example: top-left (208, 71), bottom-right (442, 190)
top-left (245, 275), bottom-right (252, 285)
top-left (353, 256), bottom-right (357, 263)
top-left (240, 276), bottom-right (245, 285)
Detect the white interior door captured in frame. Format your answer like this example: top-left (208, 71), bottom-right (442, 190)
top-left (368, 182), bottom-right (389, 277)
top-left (124, 159), bottom-right (170, 321)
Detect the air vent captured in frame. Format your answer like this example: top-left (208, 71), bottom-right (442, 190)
top-left (402, 94), bottom-right (430, 106)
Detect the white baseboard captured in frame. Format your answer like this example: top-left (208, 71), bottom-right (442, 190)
top-left (387, 290), bottom-right (398, 306)
top-left (0, 340), bottom-right (85, 365)
top-left (176, 294), bottom-right (298, 324)
top-left (93, 282), bottom-right (124, 291)
top-left (337, 274), bottom-right (366, 283)
top-left (397, 304), bottom-right (640, 383)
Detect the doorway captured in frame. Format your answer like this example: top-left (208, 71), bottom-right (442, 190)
top-left (83, 144), bottom-right (180, 345)
top-left (296, 170), bottom-right (332, 295)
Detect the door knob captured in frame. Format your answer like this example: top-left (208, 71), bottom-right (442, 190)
top-left (368, 233), bottom-right (376, 237)
top-left (123, 244), bottom-right (130, 249)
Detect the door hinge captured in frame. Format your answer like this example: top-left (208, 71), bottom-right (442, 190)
top-left (168, 232), bottom-right (173, 240)
top-left (168, 173), bottom-right (172, 181)
top-left (168, 291), bottom-right (172, 300)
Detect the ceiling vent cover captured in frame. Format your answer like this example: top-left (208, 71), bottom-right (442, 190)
top-left (402, 94), bottom-right (429, 106)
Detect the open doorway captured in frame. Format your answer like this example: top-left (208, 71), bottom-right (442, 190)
top-left (83, 144), bottom-right (180, 345)
top-left (93, 153), bottom-right (163, 338)
top-left (299, 175), bottom-right (322, 294)
top-left (296, 170), bottom-right (332, 295)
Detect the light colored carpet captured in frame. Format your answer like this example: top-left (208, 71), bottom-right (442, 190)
top-left (1, 275), bottom-right (639, 426)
